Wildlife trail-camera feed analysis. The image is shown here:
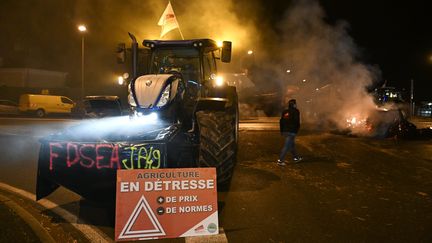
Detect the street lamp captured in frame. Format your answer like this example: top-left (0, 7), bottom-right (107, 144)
top-left (118, 76), bottom-right (124, 85)
top-left (78, 25), bottom-right (87, 99)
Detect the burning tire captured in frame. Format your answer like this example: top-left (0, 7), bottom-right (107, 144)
top-left (197, 110), bottom-right (236, 188)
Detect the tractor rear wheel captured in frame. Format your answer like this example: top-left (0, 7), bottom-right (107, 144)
top-left (196, 111), bottom-right (236, 188)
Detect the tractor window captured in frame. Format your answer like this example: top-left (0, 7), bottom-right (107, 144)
top-left (203, 51), bottom-right (216, 81)
top-left (151, 48), bottom-right (199, 83)
top-left (137, 49), bottom-right (151, 76)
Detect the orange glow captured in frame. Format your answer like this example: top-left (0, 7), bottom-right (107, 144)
top-left (215, 76), bottom-right (224, 86)
top-left (118, 76), bottom-right (124, 85)
top-left (78, 25), bottom-right (87, 32)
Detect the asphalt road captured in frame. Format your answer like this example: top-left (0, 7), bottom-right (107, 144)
top-left (0, 117), bottom-right (431, 242)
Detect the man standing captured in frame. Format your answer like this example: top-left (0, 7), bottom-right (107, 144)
top-left (278, 99), bottom-right (302, 165)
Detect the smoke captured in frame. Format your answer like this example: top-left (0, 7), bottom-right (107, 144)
top-left (68, 0), bottom-right (260, 91)
top-left (1, 0), bottom-right (382, 132)
top-left (171, 1), bottom-right (256, 48)
top-left (253, 0), bottom-right (381, 131)
top-left (72, 0), bottom-right (257, 45)
top-left (0, 0), bottom-right (259, 92)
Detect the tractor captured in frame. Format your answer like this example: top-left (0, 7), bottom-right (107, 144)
top-left (36, 35), bottom-right (238, 202)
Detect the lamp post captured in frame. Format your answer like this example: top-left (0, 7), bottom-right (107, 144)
top-left (78, 25), bottom-right (87, 99)
top-left (410, 79), bottom-right (414, 116)
top-left (118, 76), bottom-right (124, 85)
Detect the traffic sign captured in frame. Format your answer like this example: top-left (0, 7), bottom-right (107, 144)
top-left (115, 168), bottom-right (219, 241)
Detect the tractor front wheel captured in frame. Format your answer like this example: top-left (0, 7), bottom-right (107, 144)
top-left (196, 111), bottom-right (236, 188)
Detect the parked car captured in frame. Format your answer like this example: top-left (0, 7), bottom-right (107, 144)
top-left (417, 102), bottom-right (432, 117)
top-left (18, 94), bottom-right (75, 117)
top-left (72, 96), bottom-right (123, 118)
top-left (0, 100), bottom-right (19, 115)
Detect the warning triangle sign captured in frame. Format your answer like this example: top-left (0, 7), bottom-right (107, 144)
top-left (118, 195), bottom-right (166, 240)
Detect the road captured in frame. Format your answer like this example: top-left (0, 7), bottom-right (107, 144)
top-left (0, 117), bottom-right (432, 242)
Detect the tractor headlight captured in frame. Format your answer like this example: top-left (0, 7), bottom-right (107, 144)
top-left (156, 84), bottom-right (171, 108)
top-left (128, 84), bottom-right (137, 107)
top-left (214, 76), bottom-right (224, 87)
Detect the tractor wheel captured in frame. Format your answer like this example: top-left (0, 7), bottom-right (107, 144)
top-left (227, 89), bottom-right (239, 147)
top-left (196, 110), bottom-right (236, 189)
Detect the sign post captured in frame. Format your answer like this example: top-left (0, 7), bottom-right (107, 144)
top-left (115, 168), bottom-right (219, 241)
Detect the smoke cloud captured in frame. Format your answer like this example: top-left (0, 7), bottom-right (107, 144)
top-left (1, 0), bottom-right (382, 132)
top-left (70, 0), bottom-right (260, 91)
top-left (73, 0), bottom-right (257, 46)
top-left (279, 0), bottom-right (380, 130)
top-left (247, 0), bottom-right (381, 132)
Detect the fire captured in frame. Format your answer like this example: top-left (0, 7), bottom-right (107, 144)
top-left (348, 117), bottom-right (357, 125)
top-left (345, 115), bottom-right (367, 129)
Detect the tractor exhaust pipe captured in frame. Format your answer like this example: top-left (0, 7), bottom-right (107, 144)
top-left (128, 32), bottom-right (138, 79)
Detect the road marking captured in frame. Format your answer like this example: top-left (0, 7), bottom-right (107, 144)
top-left (0, 193), bottom-right (56, 243)
top-left (0, 182), bottom-right (113, 243)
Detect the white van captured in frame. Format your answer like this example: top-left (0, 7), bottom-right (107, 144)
top-left (19, 94), bottom-right (75, 117)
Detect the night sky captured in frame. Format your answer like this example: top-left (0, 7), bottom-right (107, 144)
top-left (253, 0), bottom-right (431, 100)
top-left (0, 0), bottom-right (431, 101)
top-left (318, 0), bottom-right (431, 100)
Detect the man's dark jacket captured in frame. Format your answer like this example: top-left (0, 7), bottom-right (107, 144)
top-left (280, 107), bottom-right (300, 133)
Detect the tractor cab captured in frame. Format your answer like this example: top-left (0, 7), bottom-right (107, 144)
top-left (118, 38), bottom-right (231, 87)
top-left (118, 37), bottom-right (235, 127)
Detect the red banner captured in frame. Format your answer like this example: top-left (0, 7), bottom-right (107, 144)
top-left (115, 168), bottom-right (219, 241)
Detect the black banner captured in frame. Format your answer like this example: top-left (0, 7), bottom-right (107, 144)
top-left (36, 142), bottom-right (167, 201)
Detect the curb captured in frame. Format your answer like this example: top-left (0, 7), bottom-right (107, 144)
top-left (0, 193), bottom-right (56, 243)
top-left (0, 182), bottom-right (113, 243)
